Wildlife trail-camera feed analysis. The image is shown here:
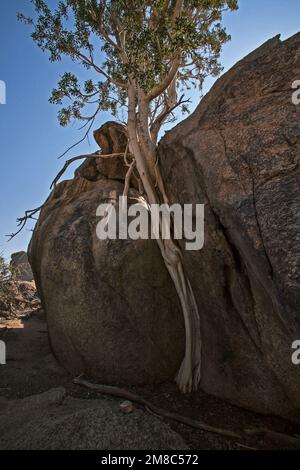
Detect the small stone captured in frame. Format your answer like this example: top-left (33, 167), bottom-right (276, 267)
top-left (119, 400), bottom-right (134, 414)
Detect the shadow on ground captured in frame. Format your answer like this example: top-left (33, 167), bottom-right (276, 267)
top-left (0, 313), bottom-right (300, 450)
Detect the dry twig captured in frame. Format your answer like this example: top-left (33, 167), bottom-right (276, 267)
top-left (6, 206), bottom-right (43, 241)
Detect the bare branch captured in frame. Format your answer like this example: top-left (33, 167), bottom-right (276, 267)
top-left (6, 206), bottom-right (43, 241)
top-left (51, 152), bottom-right (131, 189)
top-left (58, 110), bottom-right (98, 159)
top-left (151, 94), bottom-right (190, 142)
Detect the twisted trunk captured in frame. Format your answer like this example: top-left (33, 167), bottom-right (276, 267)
top-left (127, 82), bottom-right (201, 392)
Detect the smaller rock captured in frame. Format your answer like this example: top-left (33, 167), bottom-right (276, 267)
top-left (75, 121), bottom-right (135, 184)
top-left (120, 400), bottom-right (134, 414)
top-left (10, 251), bottom-right (33, 282)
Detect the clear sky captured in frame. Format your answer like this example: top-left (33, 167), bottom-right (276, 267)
top-left (0, 0), bottom-right (300, 260)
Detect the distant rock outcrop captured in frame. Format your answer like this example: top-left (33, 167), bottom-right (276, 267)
top-left (29, 34), bottom-right (300, 419)
top-left (10, 251), bottom-right (33, 282)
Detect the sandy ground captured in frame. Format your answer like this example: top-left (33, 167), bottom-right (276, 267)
top-left (1, 311), bottom-right (300, 450)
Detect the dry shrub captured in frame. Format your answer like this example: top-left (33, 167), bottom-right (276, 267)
top-left (0, 255), bottom-right (38, 319)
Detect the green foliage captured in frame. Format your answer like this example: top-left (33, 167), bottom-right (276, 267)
top-left (0, 255), bottom-right (18, 318)
top-left (18, 0), bottom-right (238, 131)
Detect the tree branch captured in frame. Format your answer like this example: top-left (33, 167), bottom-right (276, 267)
top-left (77, 51), bottom-right (128, 89)
top-left (123, 159), bottom-right (136, 197)
top-left (6, 206), bottom-right (43, 241)
top-left (150, 94), bottom-right (190, 142)
top-left (146, 57), bottom-right (181, 102)
top-left (172, 0), bottom-right (183, 24)
top-left (51, 152), bottom-right (131, 189)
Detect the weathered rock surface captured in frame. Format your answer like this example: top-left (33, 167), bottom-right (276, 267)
top-left (29, 174), bottom-right (184, 385)
top-left (0, 388), bottom-right (188, 450)
top-left (158, 34), bottom-right (300, 417)
top-left (10, 251), bottom-right (33, 281)
top-left (75, 121), bottom-right (134, 183)
top-left (29, 33), bottom-right (300, 419)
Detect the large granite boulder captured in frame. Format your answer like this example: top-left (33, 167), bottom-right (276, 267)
top-left (29, 174), bottom-right (184, 385)
top-left (29, 122), bottom-right (184, 385)
top-left (158, 34), bottom-right (300, 418)
top-left (30, 33), bottom-right (300, 419)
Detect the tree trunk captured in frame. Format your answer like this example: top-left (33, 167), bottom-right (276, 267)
top-left (127, 82), bottom-right (201, 393)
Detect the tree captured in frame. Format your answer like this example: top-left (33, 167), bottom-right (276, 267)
top-left (18, 0), bottom-right (238, 393)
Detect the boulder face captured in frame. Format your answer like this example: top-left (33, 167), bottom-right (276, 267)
top-left (75, 122), bottom-right (130, 182)
top-left (29, 175), bottom-right (184, 385)
top-left (158, 34), bottom-right (300, 417)
top-left (30, 33), bottom-right (300, 418)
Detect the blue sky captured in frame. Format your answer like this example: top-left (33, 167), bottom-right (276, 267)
top-left (0, 0), bottom-right (300, 260)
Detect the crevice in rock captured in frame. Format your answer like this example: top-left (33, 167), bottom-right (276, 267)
top-left (177, 141), bottom-right (264, 349)
top-left (217, 127), bottom-right (274, 279)
top-left (222, 264), bottom-right (262, 352)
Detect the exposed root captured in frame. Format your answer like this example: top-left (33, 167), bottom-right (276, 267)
top-left (73, 376), bottom-right (242, 440)
top-left (175, 355), bottom-right (193, 394)
top-left (161, 238), bottom-right (201, 393)
top-left (74, 377), bottom-right (300, 448)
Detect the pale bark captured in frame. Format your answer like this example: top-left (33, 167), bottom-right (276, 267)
top-left (127, 81), bottom-right (201, 393)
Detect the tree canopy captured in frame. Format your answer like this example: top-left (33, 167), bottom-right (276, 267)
top-left (19, 0), bottom-right (238, 139)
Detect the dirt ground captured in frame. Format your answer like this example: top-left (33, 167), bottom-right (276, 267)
top-left (1, 311), bottom-right (300, 450)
